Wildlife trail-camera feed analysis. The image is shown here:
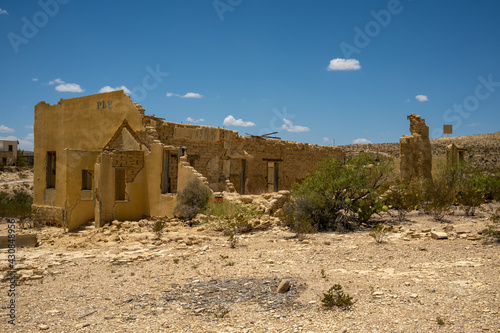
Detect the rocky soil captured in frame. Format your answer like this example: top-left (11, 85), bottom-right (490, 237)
top-left (1, 205), bottom-right (499, 332)
top-left (0, 168), bottom-right (33, 197)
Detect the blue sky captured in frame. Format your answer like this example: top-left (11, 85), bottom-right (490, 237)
top-left (1, 0), bottom-right (500, 151)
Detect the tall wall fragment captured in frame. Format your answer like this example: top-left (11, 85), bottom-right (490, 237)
top-left (399, 113), bottom-right (432, 181)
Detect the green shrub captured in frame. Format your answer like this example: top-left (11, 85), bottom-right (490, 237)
top-left (483, 207), bottom-right (500, 242)
top-left (173, 180), bottom-right (211, 219)
top-left (151, 220), bottom-right (166, 239)
top-left (369, 224), bottom-right (392, 243)
top-left (16, 149), bottom-right (27, 168)
top-left (321, 284), bottom-right (354, 310)
top-left (205, 200), bottom-right (263, 247)
top-left (0, 190), bottom-right (32, 218)
top-left (293, 153), bottom-right (393, 232)
top-left (383, 182), bottom-right (420, 222)
top-left (280, 201), bottom-right (316, 238)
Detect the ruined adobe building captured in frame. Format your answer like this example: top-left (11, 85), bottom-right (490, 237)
top-left (0, 139), bottom-right (18, 166)
top-left (400, 113), bottom-right (433, 180)
top-left (32, 91), bottom-right (344, 230)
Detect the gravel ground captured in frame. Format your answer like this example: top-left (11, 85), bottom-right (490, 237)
top-left (1, 206), bottom-right (499, 333)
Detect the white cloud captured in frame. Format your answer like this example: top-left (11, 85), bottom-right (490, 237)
top-left (352, 138), bottom-right (372, 144)
top-left (0, 124), bottom-right (15, 133)
top-left (99, 85), bottom-right (131, 94)
top-left (281, 119), bottom-right (310, 133)
top-left (0, 8), bottom-right (8, 15)
top-left (32, 77), bottom-right (39, 82)
top-left (186, 117), bottom-right (205, 123)
top-left (323, 137), bottom-right (330, 142)
top-left (55, 83), bottom-right (84, 93)
top-left (327, 58), bottom-right (361, 71)
top-left (166, 92), bottom-right (203, 98)
top-left (415, 95), bottom-right (429, 102)
top-left (0, 136), bottom-right (17, 141)
top-left (25, 125), bottom-right (34, 130)
top-left (48, 78), bottom-right (85, 93)
top-left (24, 133), bottom-right (34, 141)
top-left (466, 122), bottom-right (480, 127)
top-left (48, 78), bottom-right (64, 85)
top-left (181, 92), bottom-right (203, 99)
top-left (223, 115), bottom-right (256, 127)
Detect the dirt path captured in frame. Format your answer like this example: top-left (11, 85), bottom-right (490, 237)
top-left (0, 178), bottom-right (33, 186)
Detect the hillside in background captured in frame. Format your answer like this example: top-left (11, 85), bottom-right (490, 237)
top-left (342, 132), bottom-right (500, 171)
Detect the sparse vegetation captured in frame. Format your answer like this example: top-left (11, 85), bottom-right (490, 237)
top-left (0, 190), bottom-right (32, 218)
top-left (383, 181), bottom-right (421, 222)
top-left (16, 149), bottom-right (27, 168)
top-left (483, 206), bottom-right (500, 242)
top-left (173, 179), bottom-right (211, 219)
top-left (205, 200), bottom-right (263, 247)
top-left (292, 153), bottom-right (393, 232)
top-left (436, 316), bottom-right (445, 325)
top-left (151, 220), bottom-right (166, 239)
top-left (321, 284), bottom-right (354, 310)
top-left (369, 224), bottom-right (392, 243)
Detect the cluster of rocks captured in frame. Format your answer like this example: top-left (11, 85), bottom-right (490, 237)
top-left (0, 261), bottom-right (45, 283)
top-left (392, 225), bottom-right (482, 241)
top-left (220, 190), bottom-right (293, 216)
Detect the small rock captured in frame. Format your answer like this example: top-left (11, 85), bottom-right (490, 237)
top-left (443, 225), bottom-right (454, 232)
top-left (431, 231), bottom-right (448, 239)
top-left (276, 279), bottom-right (291, 293)
top-left (39, 324), bottom-right (49, 330)
top-left (240, 195), bottom-right (254, 204)
top-left (421, 228), bottom-right (431, 233)
top-left (372, 291), bottom-right (384, 298)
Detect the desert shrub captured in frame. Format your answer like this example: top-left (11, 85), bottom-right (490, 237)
top-left (369, 224), bottom-right (392, 243)
top-left (280, 201), bottom-right (316, 238)
top-left (293, 153), bottom-right (393, 232)
top-left (483, 207), bottom-right (500, 242)
top-left (0, 190), bottom-right (32, 218)
top-left (321, 284), bottom-right (355, 310)
top-left (151, 220), bottom-right (166, 239)
top-left (383, 181), bottom-right (421, 222)
top-left (16, 149), bottom-right (27, 168)
top-left (205, 200), bottom-right (263, 246)
top-left (173, 179), bottom-right (211, 219)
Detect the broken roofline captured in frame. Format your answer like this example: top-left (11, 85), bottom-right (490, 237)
top-left (36, 90), bottom-right (339, 149)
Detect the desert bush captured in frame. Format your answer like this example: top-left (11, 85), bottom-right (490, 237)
top-left (205, 200), bottom-right (263, 246)
top-left (383, 181), bottom-right (421, 222)
top-left (0, 190), bottom-right (32, 218)
top-left (321, 284), bottom-right (355, 310)
top-left (16, 149), bottom-right (27, 168)
top-left (173, 180), bottom-right (211, 219)
top-left (280, 201), bottom-right (316, 238)
top-left (483, 206), bottom-right (500, 242)
top-left (369, 224), bottom-right (392, 243)
top-left (151, 220), bottom-right (166, 239)
top-left (293, 153), bottom-right (393, 232)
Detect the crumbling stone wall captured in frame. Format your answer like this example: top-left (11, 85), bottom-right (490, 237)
top-left (154, 121), bottom-right (344, 194)
top-left (400, 113), bottom-right (432, 180)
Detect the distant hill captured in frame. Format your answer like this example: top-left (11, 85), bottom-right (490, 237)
top-left (341, 132), bottom-right (500, 171)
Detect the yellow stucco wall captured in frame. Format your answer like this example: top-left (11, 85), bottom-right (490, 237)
top-left (33, 91), bottom-right (146, 229)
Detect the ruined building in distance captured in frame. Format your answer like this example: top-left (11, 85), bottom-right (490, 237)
top-left (32, 91), bottom-right (344, 230)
